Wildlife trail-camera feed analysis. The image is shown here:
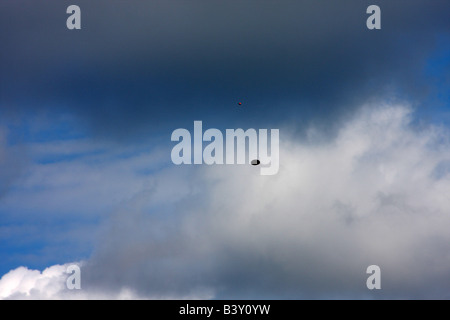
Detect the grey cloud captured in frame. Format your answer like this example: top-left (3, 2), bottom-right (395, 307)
top-left (74, 103), bottom-right (450, 299)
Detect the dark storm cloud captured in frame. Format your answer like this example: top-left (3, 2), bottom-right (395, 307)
top-left (1, 0), bottom-right (449, 138)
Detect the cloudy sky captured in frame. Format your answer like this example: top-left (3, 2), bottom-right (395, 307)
top-left (0, 0), bottom-right (450, 299)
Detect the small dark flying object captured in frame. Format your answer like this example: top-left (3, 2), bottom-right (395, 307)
top-left (251, 159), bottom-right (260, 165)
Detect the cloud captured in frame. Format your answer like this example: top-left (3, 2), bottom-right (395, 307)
top-left (0, 128), bottom-right (25, 199)
top-left (84, 103), bottom-right (450, 298)
top-left (0, 264), bottom-right (73, 300)
top-left (1, 1), bottom-right (449, 138)
top-left (2, 102), bottom-right (450, 299)
top-left (0, 263), bottom-right (213, 299)
top-left (0, 138), bottom-right (169, 218)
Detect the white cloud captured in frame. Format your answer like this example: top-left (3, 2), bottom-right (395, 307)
top-left (0, 264), bottom-right (72, 300)
top-left (2, 103), bottom-right (450, 299)
top-left (0, 263), bottom-right (213, 300)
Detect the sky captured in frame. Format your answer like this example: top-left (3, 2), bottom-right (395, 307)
top-left (0, 0), bottom-right (450, 299)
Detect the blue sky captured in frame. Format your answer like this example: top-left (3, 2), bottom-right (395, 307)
top-left (1, 0), bottom-right (450, 299)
